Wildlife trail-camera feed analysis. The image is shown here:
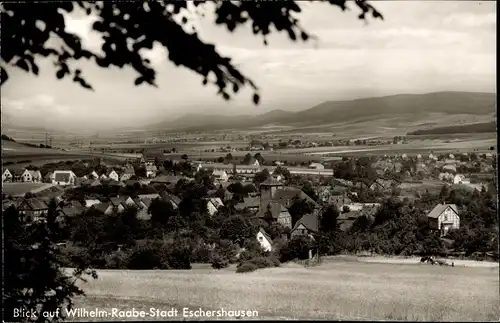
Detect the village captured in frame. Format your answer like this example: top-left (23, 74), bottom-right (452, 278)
top-left (2, 148), bottom-right (497, 269)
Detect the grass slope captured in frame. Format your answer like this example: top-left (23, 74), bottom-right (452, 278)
top-left (407, 121), bottom-right (496, 135)
top-left (150, 92), bottom-right (495, 132)
top-left (72, 259), bottom-right (499, 321)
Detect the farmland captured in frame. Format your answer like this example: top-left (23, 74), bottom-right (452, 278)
top-left (71, 258), bottom-right (499, 321)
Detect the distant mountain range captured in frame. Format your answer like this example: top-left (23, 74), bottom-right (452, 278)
top-left (149, 91), bottom-right (496, 132)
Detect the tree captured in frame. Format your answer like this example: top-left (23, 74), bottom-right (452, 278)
top-left (243, 153), bottom-right (253, 165)
top-left (319, 205), bottom-right (340, 234)
top-left (301, 181), bottom-right (319, 202)
top-left (273, 166), bottom-right (291, 183)
top-left (4, 204), bottom-right (97, 323)
top-left (225, 153), bottom-right (233, 162)
top-left (254, 153), bottom-right (265, 165)
top-left (253, 168), bottom-right (270, 185)
top-left (219, 215), bottom-right (256, 246)
top-left (439, 184), bottom-right (450, 201)
top-left (1, 1), bottom-right (382, 104)
top-left (288, 198), bottom-right (316, 227)
top-left (181, 154), bottom-right (189, 161)
top-left (134, 165), bottom-right (147, 178)
top-left (148, 198), bottom-right (177, 228)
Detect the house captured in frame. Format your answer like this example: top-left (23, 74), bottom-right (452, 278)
top-left (439, 172), bottom-right (454, 182)
top-left (91, 202), bottom-right (114, 215)
top-left (52, 170), bottom-right (77, 186)
top-left (138, 193), bottom-right (160, 200)
top-left (256, 200), bottom-right (292, 229)
top-left (20, 169), bottom-right (33, 182)
top-left (137, 197), bottom-right (153, 220)
top-left (85, 199), bottom-right (101, 208)
top-left (448, 153), bottom-right (455, 159)
top-left (256, 227), bottom-right (273, 252)
top-left (427, 203), bottom-right (460, 236)
top-left (88, 170), bottom-right (99, 179)
top-left (2, 168), bottom-right (13, 182)
top-left (212, 170), bottom-right (229, 182)
top-left (59, 205), bottom-right (86, 218)
top-left (235, 196), bottom-right (260, 212)
top-left (106, 170), bottom-right (120, 182)
top-left (442, 164), bottom-right (456, 173)
top-left (28, 170), bottom-right (42, 183)
top-left (291, 213), bottom-right (318, 238)
top-left (17, 198), bottom-right (49, 223)
top-left (162, 193), bottom-right (182, 209)
top-left (109, 196), bottom-right (127, 211)
top-left (150, 175), bottom-right (183, 186)
top-left (270, 186), bottom-right (319, 210)
top-left (120, 167), bottom-right (135, 181)
top-left (244, 157), bottom-right (260, 167)
top-left (108, 179), bottom-right (126, 188)
top-left (44, 172), bottom-right (54, 183)
top-left (99, 173), bottom-right (108, 180)
top-left (146, 165), bottom-right (158, 178)
top-left (309, 163), bottom-right (325, 170)
top-left (428, 153), bottom-right (437, 160)
top-left (329, 195), bottom-right (353, 211)
top-left (143, 151), bottom-right (164, 166)
top-left (205, 197), bottom-right (224, 216)
top-left (453, 174), bottom-right (467, 184)
top-left (337, 211), bottom-right (363, 231)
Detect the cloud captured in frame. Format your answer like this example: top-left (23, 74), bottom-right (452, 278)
top-left (442, 12), bottom-right (495, 28)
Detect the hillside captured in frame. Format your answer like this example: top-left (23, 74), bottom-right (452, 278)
top-left (407, 121), bottom-right (497, 135)
top-left (149, 91), bottom-right (496, 132)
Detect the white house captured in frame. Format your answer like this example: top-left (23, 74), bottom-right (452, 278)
top-left (52, 170), bottom-right (77, 186)
top-left (107, 170), bottom-right (120, 182)
top-left (439, 172), bottom-right (454, 182)
top-left (99, 173), bottom-right (108, 180)
top-left (212, 170), bottom-right (229, 182)
top-left (427, 203), bottom-right (460, 236)
top-left (206, 197), bottom-right (224, 216)
top-left (85, 199), bottom-right (101, 208)
top-left (2, 169), bottom-right (13, 182)
top-left (88, 171), bottom-right (99, 179)
top-left (453, 174), bottom-right (467, 184)
top-left (256, 227), bottom-right (273, 252)
top-left (309, 163), bottom-right (325, 170)
top-left (28, 170), bottom-right (42, 183)
top-left (21, 169), bottom-right (33, 182)
top-left (146, 165), bottom-right (158, 178)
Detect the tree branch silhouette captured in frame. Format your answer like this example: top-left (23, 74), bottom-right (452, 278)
top-left (0, 1), bottom-right (382, 104)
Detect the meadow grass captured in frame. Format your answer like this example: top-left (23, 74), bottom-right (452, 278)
top-left (71, 259), bottom-right (499, 321)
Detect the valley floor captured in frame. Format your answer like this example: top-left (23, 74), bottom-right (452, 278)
top-left (69, 258), bottom-right (499, 321)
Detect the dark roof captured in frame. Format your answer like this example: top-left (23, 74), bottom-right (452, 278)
top-left (162, 193), bottom-right (181, 206)
top-left (54, 171), bottom-right (72, 183)
top-left (92, 203), bottom-right (110, 213)
top-left (260, 178), bottom-right (283, 187)
top-left (427, 204), bottom-right (459, 219)
top-left (60, 206), bottom-right (86, 217)
top-left (141, 197), bottom-right (153, 208)
top-left (2, 200), bottom-right (18, 211)
top-left (150, 175), bottom-right (183, 184)
top-left (272, 187), bottom-right (319, 208)
top-left (18, 198), bottom-right (48, 210)
top-left (11, 168), bottom-right (26, 176)
top-left (292, 213), bottom-right (318, 232)
top-left (108, 180), bottom-right (125, 187)
top-left (125, 179), bottom-right (140, 186)
top-left (256, 200), bottom-right (288, 219)
top-left (243, 197), bottom-right (260, 208)
top-left (109, 196), bottom-right (126, 206)
top-left (258, 227), bottom-right (272, 242)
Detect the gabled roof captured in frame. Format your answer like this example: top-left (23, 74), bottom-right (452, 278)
top-left (53, 170), bottom-right (74, 183)
top-left (60, 206), bottom-right (86, 217)
top-left (258, 227), bottom-right (272, 242)
top-left (150, 175), bottom-right (183, 184)
top-left (92, 202), bottom-right (111, 213)
top-left (125, 179), bottom-right (140, 186)
top-left (208, 197), bottom-right (224, 209)
top-left (213, 170), bottom-right (227, 177)
top-left (106, 169), bottom-right (118, 176)
top-left (427, 204), bottom-right (459, 219)
top-left (162, 193), bottom-right (181, 206)
top-left (109, 196), bottom-right (127, 206)
top-left (260, 178), bottom-right (283, 187)
top-left (141, 197), bottom-right (153, 208)
top-left (18, 198), bottom-right (48, 210)
top-left (272, 187), bottom-right (319, 208)
top-left (292, 213), bottom-right (318, 232)
top-left (11, 168), bottom-right (26, 176)
top-left (138, 193), bottom-right (160, 199)
top-left (256, 200), bottom-right (288, 219)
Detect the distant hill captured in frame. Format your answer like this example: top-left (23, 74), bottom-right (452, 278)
top-left (150, 91), bottom-right (496, 132)
top-left (407, 121), bottom-right (496, 135)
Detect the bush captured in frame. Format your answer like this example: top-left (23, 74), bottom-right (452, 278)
top-left (127, 241), bottom-right (167, 269)
top-left (210, 250), bottom-right (229, 269)
top-left (248, 256), bottom-right (275, 269)
top-left (236, 262), bottom-right (258, 273)
top-left (104, 250), bottom-right (130, 269)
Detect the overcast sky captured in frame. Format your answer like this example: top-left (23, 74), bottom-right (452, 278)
top-left (1, 1), bottom-right (496, 132)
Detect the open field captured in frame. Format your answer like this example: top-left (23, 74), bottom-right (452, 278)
top-left (1, 182), bottom-right (53, 196)
top-left (71, 258), bottom-right (499, 321)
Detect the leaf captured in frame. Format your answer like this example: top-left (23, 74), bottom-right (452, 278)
top-left (16, 59), bottom-right (30, 72)
top-left (1, 68), bottom-right (8, 85)
top-left (253, 93), bottom-right (260, 105)
top-left (134, 77), bottom-right (145, 86)
top-left (56, 70), bottom-right (65, 79)
top-left (300, 31), bottom-right (309, 41)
